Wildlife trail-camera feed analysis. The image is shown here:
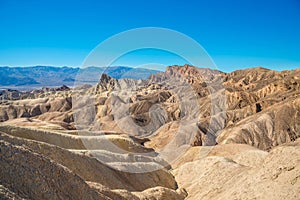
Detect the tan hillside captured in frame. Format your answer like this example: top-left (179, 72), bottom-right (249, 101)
top-left (0, 65), bottom-right (299, 199)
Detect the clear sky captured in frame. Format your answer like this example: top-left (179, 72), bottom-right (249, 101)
top-left (0, 0), bottom-right (300, 72)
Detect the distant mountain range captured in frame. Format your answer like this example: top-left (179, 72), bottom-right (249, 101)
top-left (0, 66), bottom-right (161, 88)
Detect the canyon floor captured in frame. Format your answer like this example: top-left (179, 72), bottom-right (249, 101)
top-left (0, 65), bottom-right (299, 200)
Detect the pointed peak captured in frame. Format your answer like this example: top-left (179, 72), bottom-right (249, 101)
top-left (99, 73), bottom-right (113, 83)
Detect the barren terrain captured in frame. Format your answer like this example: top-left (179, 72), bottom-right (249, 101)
top-left (0, 65), bottom-right (299, 199)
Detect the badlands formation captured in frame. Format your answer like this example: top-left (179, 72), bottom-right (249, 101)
top-left (0, 65), bottom-right (299, 199)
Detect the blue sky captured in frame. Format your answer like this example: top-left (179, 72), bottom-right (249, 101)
top-left (0, 0), bottom-right (299, 72)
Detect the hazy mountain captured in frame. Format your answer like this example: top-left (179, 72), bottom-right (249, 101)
top-left (0, 66), bottom-right (160, 88)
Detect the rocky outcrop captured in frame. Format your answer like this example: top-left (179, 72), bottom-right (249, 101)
top-left (217, 97), bottom-right (300, 150)
top-left (146, 65), bottom-right (300, 150)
